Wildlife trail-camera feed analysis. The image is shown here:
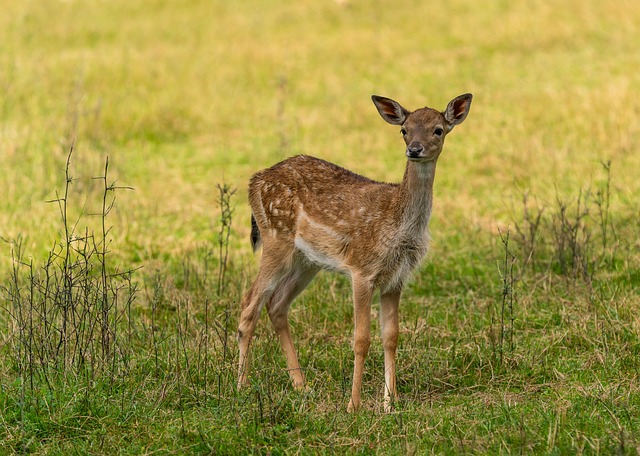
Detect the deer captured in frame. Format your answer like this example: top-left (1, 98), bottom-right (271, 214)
top-left (236, 93), bottom-right (472, 412)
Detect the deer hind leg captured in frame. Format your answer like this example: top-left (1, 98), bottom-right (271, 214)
top-left (380, 287), bottom-right (401, 412)
top-left (266, 262), bottom-right (318, 389)
top-left (347, 275), bottom-right (374, 413)
top-left (237, 247), bottom-right (291, 389)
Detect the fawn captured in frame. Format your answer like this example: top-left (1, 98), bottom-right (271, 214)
top-left (237, 93), bottom-right (472, 412)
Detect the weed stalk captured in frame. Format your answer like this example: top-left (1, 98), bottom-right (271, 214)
top-left (498, 228), bottom-right (517, 364)
top-left (216, 183), bottom-right (236, 296)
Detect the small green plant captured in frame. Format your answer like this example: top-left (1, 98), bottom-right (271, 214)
top-left (513, 191), bottom-right (545, 272)
top-left (216, 182), bottom-right (236, 296)
top-left (551, 188), bottom-right (593, 283)
top-left (497, 228), bottom-right (517, 365)
top-left (593, 159), bottom-right (618, 267)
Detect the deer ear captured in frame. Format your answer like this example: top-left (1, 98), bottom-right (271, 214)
top-left (371, 95), bottom-right (410, 125)
top-left (444, 93), bottom-right (472, 129)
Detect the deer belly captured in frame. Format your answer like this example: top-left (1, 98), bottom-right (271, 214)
top-left (294, 236), bottom-right (346, 271)
top-left (294, 211), bottom-right (351, 272)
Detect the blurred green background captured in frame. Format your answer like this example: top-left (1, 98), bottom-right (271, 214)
top-left (2, 0), bottom-right (638, 266)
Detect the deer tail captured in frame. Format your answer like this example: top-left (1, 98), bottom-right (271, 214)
top-left (250, 213), bottom-right (262, 252)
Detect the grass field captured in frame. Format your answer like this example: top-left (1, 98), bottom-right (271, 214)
top-left (1, 0), bottom-right (640, 453)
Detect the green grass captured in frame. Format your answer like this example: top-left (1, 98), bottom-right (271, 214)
top-left (2, 0), bottom-right (640, 453)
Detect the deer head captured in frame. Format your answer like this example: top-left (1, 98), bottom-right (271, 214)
top-left (372, 93), bottom-right (472, 162)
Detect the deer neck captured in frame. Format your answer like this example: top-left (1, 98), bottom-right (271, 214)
top-left (395, 160), bottom-right (436, 231)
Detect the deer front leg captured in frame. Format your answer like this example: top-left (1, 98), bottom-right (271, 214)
top-left (380, 287), bottom-right (401, 412)
top-left (347, 276), bottom-right (374, 413)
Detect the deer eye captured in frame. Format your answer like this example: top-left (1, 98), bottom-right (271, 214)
top-left (434, 127), bottom-right (444, 137)
top-left (400, 128), bottom-right (407, 136)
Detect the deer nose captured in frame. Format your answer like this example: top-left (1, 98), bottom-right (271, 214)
top-left (406, 143), bottom-right (424, 158)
